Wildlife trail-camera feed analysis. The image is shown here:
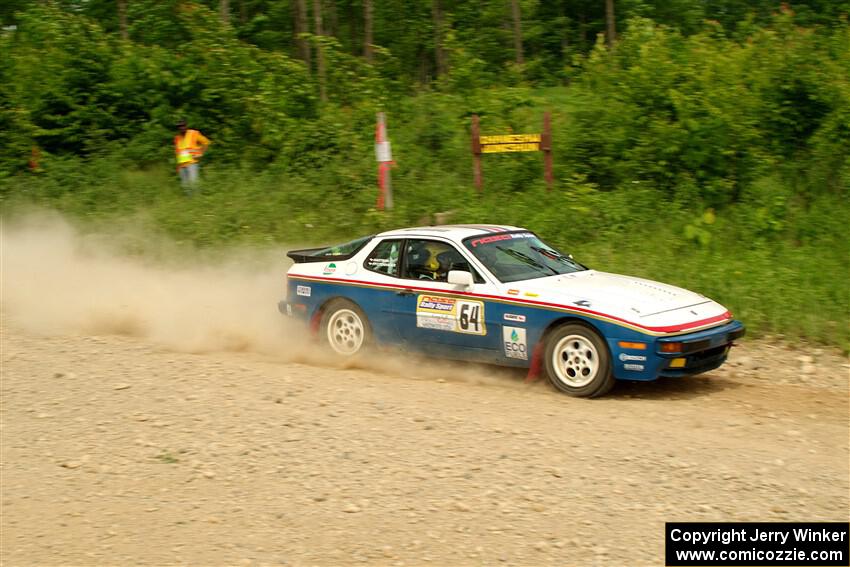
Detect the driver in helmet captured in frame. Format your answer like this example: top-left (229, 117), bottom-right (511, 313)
top-left (408, 241), bottom-right (451, 281)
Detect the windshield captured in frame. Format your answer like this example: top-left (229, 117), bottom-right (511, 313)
top-left (463, 231), bottom-right (586, 283)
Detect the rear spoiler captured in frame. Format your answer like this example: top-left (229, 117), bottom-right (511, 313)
top-left (287, 248), bottom-right (330, 263)
top-left (286, 235), bottom-right (375, 264)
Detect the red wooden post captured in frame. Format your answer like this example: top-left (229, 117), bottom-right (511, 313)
top-left (542, 111), bottom-right (553, 192)
top-left (471, 114), bottom-right (483, 193)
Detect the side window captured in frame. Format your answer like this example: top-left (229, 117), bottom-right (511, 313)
top-left (402, 239), bottom-right (483, 283)
top-left (364, 239), bottom-right (401, 277)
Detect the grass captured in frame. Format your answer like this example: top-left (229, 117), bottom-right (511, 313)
top-left (2, 161), bottom-right (848, 353)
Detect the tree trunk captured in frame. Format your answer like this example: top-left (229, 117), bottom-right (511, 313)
top-left (117, 0), bottom-right (128, 40)
top-left (511, 0), bottom-right (523, 65)
top-left (313, 0), bottom-right (327, 102)
top-left (432, 0), bottom-right (446, 77)
top-left (605, 0), bottom-right (616, 47)
top-left (363, 0), bottom-right (373, 62)
top-left (327, 0), bottom-right (338, 39)
top-left (220, 0), bottom-right (230, 26)
top-left (295, 0), bottom-right (311, 66)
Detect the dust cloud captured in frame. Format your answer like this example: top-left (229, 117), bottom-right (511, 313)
top-left (1, 211), bottom-right (530, 390)
top-left (1, 210), bottom-right (296, 356)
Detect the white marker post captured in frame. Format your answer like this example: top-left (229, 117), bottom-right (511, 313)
top-left (375, 112), bottom-right (394, 210)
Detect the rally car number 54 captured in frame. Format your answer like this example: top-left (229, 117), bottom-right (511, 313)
top-left (279, 225), bottom-right (744, 398)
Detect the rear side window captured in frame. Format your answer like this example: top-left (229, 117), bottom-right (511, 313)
top-left (364, 239), bottom-right (402, 277)
top-left (310, 235), bottom-right (373, 258)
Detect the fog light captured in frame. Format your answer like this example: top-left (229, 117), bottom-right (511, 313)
top-left (669, 358), bottom-right (686, 368)
top-left (660, 342), bottom-right (683, 353)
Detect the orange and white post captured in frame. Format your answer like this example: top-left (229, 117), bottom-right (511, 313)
top-left (375, 112), bottom-right (394, 210)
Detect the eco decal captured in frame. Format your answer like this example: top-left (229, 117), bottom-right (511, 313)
top-left (296, 285), bottom-right (311, 297)
top-left (503, 313), bottom-right (526, 323)
top-left (323, 263), bottom-right (337, 275)
top-left (416, 295), bottom-right (486, 335)
top-left (502, 326), bottom-right (528, 360)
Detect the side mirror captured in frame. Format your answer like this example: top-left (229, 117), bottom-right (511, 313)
top-left (448, 270), bottom-right (474, 288)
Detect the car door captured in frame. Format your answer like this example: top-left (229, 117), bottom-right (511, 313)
top-left (391, 238), bottom-right (502, 354)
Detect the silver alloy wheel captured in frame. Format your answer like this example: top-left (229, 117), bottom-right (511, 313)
top-left (551, 334), bottom-right (599, 388)
top-left (326, 308), bottom-right (365, 355)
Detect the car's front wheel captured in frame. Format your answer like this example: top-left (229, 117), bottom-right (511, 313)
top-left (544, 322), bottom-right (615, 398)
top-left (320, 299), bottom-right (372, 357)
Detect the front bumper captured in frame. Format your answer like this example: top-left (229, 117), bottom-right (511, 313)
top-left (656, 319), bottom-right (745, 377)
top-left (610, 319), bottom-right (745, 381)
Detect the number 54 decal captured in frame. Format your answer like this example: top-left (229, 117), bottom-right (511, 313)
top-left (416, 295), bottom-right (486, 336)
top-left (457, 300), bottom-right (486, 335)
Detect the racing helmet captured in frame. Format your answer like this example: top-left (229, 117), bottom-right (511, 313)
top-left (408, 242), bottom-right (445, 276)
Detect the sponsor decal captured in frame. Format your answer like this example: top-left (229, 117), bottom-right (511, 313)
top-left (296, 285), bottom-right (311, 297)
top-left (524, 292), bottom-right (539, 298)
top-left (470, 232), bottom-right (535, 247)
top-left (367, 258), bottom-right (396, 268)
top-left (574, 299), bottom-right (591, 307)
top-left (503, 313), bottom-right (526, 323)
top-left (623, 363), bottom-right (645, 371)
top-left (469, 234), bottom-right (512, 248)
top-left (502, 326), bottom-right (528, 360)
top-left (418, 296), bottom-right (456, 312)
top-left (506, 289), bottom-right (520, 295)
top-left (618, 353), bottom-right (646, 362)
top-left (415, 295), bottom-right (486, 335)
top-left (323, 262), bottom-right (337, 275)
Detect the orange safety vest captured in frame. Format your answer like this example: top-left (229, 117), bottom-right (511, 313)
top-left (174, 129), bottom-right (210, 167)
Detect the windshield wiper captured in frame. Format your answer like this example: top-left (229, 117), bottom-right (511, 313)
top-left (531, 246), bottom-right (583, 269)
top-left (497, 247), bottom-right (559, 275)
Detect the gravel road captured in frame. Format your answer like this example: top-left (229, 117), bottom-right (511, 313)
top-left (2, 214), bottom-right (848, 566)
top-left (2, 322), bottom-right (848, 566)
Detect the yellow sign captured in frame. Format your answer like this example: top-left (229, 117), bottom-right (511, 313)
top-left (480, 133), bottom-right (541, 153)
top-left (481, 134), bottom-right (541, 144)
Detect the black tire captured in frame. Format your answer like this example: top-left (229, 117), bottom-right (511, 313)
top-left (319, 299), bottom-right (373, 357)
top-left (543, 322), bottom-right (615, 398)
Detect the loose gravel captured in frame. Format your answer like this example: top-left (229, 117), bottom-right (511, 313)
top-left (2, 323), bottom-right (847, 566)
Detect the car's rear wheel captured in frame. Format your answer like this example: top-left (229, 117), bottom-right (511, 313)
top-left (544, 323), bottom-right (615, 398)
top-left (321, 299), bottom-right (372, 356)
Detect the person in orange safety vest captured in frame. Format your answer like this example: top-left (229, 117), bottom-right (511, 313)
top-left (174, 119), bottom-right (210, 191)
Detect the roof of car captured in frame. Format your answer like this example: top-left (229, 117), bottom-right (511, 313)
top-left (378, 224), bottom-right (524, 241)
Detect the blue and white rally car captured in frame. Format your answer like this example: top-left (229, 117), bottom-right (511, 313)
top-left (279, 225), bottom-right (744, 397)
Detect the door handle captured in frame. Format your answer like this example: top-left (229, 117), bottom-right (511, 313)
top-left (396, 288), bottom-right (415, 297)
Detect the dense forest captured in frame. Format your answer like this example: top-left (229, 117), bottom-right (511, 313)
top-left (0, 1), bottom-right (848, 349)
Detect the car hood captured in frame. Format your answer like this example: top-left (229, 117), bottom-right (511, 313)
top-left (507, 270), bottom-right (729, 329)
